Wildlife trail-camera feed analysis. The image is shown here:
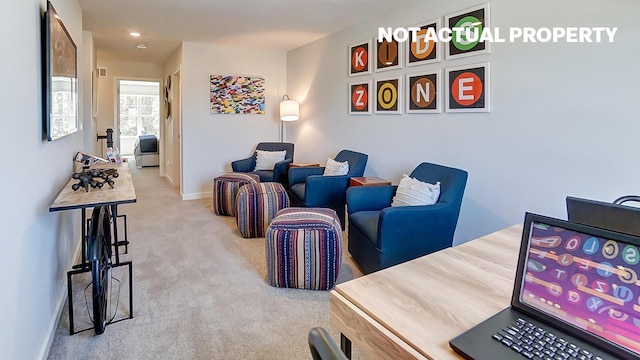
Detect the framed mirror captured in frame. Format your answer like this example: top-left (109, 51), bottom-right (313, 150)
top-left (42, 1), bottom-right (78, 141)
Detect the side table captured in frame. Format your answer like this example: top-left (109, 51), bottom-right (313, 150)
top-left (349, 177), bottom-right (391, 187)
top-left (289, 162), bottom-right (320, 168)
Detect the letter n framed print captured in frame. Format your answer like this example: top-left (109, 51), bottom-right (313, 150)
top-left (374, 77), bottom-right (402, 114)
top-left (406, 70), bottom-right (441, 113)
top-left (446, 62), bottom-right (490, 113)
top-left (349, 40), bottom-right (371, 76)
top-left (349, 81), bottom-right (372, 115)
top-left (445, 3), bottom-right (490, 59)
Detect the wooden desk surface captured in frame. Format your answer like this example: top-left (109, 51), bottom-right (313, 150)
top-left (331, 225), bottom-right (522, 359)
top-left (49, 161), bottom-right (137, 212)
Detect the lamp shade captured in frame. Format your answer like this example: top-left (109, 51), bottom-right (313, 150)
top-left (280, 96), bottom-right (299, 121)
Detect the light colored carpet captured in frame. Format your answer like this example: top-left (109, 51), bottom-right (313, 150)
top-left (47, 161), bottom-right (366, 360)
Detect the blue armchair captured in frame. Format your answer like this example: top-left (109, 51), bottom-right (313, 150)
top-left (231, 142), bottom-right (294, 184)
top-left (288, 150), bottom-right (368, 229)
top-left (346, 162), bottom-right (468, 274)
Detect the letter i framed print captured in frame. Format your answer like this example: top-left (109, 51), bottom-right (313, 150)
top-left (445, 62), bottom-right (490, 113)
top-left (349, 80), bottom-right (372, 115)
top-left (444, 3), bottom-right (491, 60)
top-left (349, 40), bottom-right (372, 76)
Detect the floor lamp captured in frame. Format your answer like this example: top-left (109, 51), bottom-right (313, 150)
top-left (279, 95), bottom-right (299, 142)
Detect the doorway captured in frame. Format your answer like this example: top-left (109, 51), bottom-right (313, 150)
top-left (117, 80), bottom-right (161, 156)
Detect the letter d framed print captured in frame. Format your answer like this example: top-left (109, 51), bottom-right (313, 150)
top-left (445, 62), bottom-right (490, 113)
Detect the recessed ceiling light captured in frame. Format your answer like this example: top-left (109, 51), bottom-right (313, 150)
top-left (136, 43), bottom-right (147, 49)
top-left (130, 32), bottom-right (141, 37)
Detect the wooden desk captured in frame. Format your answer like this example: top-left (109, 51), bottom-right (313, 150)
top-left (349, 177), bottom-right (392, 187)
top-left (50, 161), bottom-right (136, 211)
top-left (330, 225), bottom-right (522, 359)
top-left (50, 161), bottom-right (137, 334)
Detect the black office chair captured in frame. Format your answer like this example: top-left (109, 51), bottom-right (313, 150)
top-left (308, 327), bottom-right (348, 360)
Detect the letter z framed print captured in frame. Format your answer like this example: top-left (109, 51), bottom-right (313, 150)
top-left (349, 40), bottom-right (371, 76)
top-left (445, 62), bottom-right (490, 112)
top-left (349, 81), bottom-right (372, 115)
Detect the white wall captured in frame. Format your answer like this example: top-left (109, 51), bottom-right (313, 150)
top-left (180, 42), bottom-right (287, 199)
top-left (2, 0), bottom-right (85, 359)
top-left (286, 0), bottom-right (640, 245)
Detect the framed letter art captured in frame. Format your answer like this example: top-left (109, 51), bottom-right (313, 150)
top-left (349, 81), bottom-right (372, 115)
top-left (445, 3), bottom-right (491, 60)
top-left (374, 37), bottom-right (402, 72)
top-left (406, 19), bottom-right (441, 67)
top-left (349, 40), bottom-right (371, 76)
top-left (445, 62), bottom-right (490, 113)
top-left (374, 77), bottom-right (402, 114)
top-left (406, 70), bottom-right (441, 114)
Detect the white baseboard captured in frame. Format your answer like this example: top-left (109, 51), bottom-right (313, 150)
top-left (39, 239), bottom-right (83, 360)
top-left (182, 191), bottom-right (212, 200)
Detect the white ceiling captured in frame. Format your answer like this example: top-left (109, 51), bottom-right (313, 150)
top-left (79, 0), bottom-right (419, 64)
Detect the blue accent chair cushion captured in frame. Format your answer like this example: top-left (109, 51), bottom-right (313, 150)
top-left (346, 162), bottom-right (468, 274)
top-left (288, 149), bottom-right (368, 229)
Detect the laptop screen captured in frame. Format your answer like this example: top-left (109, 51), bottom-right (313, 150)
top-left (514, 214), bottom-right (640, 357)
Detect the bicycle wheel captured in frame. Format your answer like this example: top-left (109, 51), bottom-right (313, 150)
top-left (89, 206), bottom-right (112, 334)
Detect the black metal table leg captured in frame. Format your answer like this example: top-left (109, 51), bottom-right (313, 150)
top-left (340, 333), bottom-right (352, 358)
top-left (110, 204), bottom-right (120, 264)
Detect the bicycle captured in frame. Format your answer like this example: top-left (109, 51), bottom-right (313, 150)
top-left (87, 206), bottom-right (112, 334)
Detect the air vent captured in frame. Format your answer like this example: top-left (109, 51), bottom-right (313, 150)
top-left (97, 67), bottom-right (108, 77)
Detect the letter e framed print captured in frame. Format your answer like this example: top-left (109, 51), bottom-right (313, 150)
top-left (445, 62), bottom-right (490, 113)
top-left (374, 77), bottom-right (402, 114)
top-left (445, 3), bottom-right (490, 60)
top-left (406, 70), bottom-right (441, 114)
top-left (349, 81), bottom-right (372, 115)
top-left (349, 40), bottom-right (371, 76)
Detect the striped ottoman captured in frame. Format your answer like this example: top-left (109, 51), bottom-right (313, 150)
top-left (213, 173), bottom-right (260, 216)
top-left (235, 182), bottom-right (290, 238)
top-left (265, 208), bottom-right (342, 290)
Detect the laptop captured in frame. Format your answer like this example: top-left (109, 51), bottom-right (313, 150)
top-left (449, 212), bottom-right (640, 360)
top-left (566, 196), bottom-right (640, 237)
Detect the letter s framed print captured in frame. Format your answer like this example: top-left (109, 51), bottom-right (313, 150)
top-left (444, 3), bottom-right (491, 60)
top-left (349, 40), bottom-right (371, 76)
top-left (445, 62), bottom-right (490, 113)
top-left (349, 81), bottom-right (372, 115)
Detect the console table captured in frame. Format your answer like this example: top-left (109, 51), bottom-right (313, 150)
top-left (330, 225), bottom-right (521, 359)
top-left (50, 161), bottom-right (137, 334)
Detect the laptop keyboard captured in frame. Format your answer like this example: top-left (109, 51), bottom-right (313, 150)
top-left (492, 318), bottom-right (604, 360)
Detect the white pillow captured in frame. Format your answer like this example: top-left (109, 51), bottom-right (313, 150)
top-left (323, 158), bottom-right (349, 176)
top-left (391, 174), bottom-right (441, 207)
top-left (254, 150), bottom-right (287, 171)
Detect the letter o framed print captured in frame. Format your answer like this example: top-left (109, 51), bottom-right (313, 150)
top-left (445, 3), bottom-right (490, 60)
top-left (374, 77), bottom-right (402, 114)
top-left (349, 81), bottom-right (372, 115)
top-left (349, 40), bottom-right (371, 76)
top-left (445, 62), bottom-right (490, 113)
